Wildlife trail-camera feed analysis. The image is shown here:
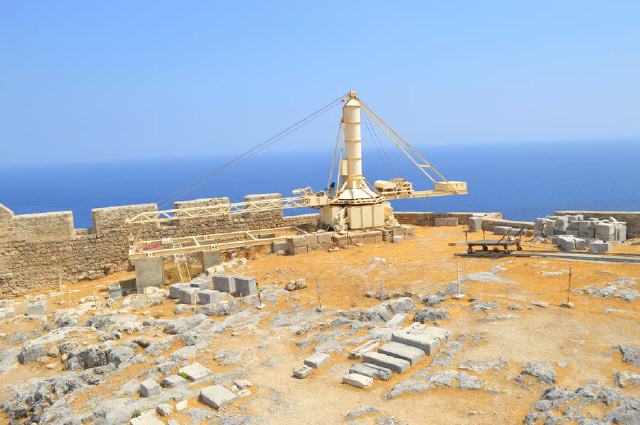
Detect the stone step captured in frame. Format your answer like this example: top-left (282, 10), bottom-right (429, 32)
top-left (362, 351), bottom-right (410, 373)
top-left (350, 363), bottom-right (392, 381)
top-left (378, 341), bottom-right (425, 365)
top-left (391, 327), bottom-right (448, 355)
top-left (348, 340), bottom-right (380, 359)
top-left (342, 373), bottom-right (373, 389)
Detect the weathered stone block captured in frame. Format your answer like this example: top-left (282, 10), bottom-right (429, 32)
top-left (190, 277), bottom-right (211, 290)
top-left (214, 275), bottom-right (236, 294)
top-left (350, 363), bottom-right (392, 381)
top-left (234, 276), bottom-right (257, 297)
top-left (342, 373), bottom-right (373, 389)
top-left (468, 217), bottom-right (483, 232)
top-left (316, 232), bottom-right (333, 244)
top-left (140, 378), bottom-right (161, 397)
top-left (493, 226), bottom-right (511, 235)
top-left (161, 374), bottom-right (186, 388)
top-left (178, 287), bottom-right (199, 305)
top-left (304, 352), bottom-right (330, 369)
top-left (378, 341), bottom-right (425, 365)
top-left (361, 351), bottom-right (410, 373)
top-left (391, 328), bottom-right (447, 355)
top-left (197, 289), bottom-right (222, 304)
top-left (26, 301), bottom-right (47, 315)
top-left (179, 362), bottom-right (212, 381)
top-left (435, 217), bottom-right (458, 226)
top-left (108, 283), bottom-right (123, 299)
top-left (134, 257), bottom-right (164, 293)
top-left (554, 217), bottom-right (569, 232)
top-left (288, 245), bottom-right (308, 255)
top-left (169, 283), bottom-right (190, 299)
top-left (18, 341), bottom-right (45, 364)
top-left (615, 222), bottom-right (627, 242)
top-left (543, 219), bottom-right (555, 237)
top-left (293, 365), bottom-right (313, 379)
top-left (199, 385), bottom-right (238, 409)
top-left (595, 222), bottom-right (616, 241)
top-left (588, 240), bottom-right (612, 254)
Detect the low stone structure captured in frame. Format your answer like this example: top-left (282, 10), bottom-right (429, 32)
top-left (0, 195), bottom-right (316, 296)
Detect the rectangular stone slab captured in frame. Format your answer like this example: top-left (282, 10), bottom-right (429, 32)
top-left (391, 330), bottom-right (441, 355)
top-left (215, 275), bottom-right (236, 294)
top-left (361, 362), bottom-right (393, 380)
top-left (169, 283), bottom-right (190, 299)
top-left (350, 363), bottom-right (392, 381)
top-left (293, 365), bottom-right (312, 379)
top-left (179, 362), bottom-right (212, 381)
top-left (234, 276), bottom-right (257, 297)
top-left (134, 257), bottom-right (164, 293)
top-left (304, 352), bottom-right (330, 369)
top-left (342, 373), bottom-right (373, 389)
top-left (178, 287), bottom-right (199, 305)
top-left (199, 385), bottom-right (238, 409)
top-left (378, 341), bottom-right (425, 365)
top-left (362, 351), bottom-right (410, 373)
top-left (197, 289), bottom-right (222, 304)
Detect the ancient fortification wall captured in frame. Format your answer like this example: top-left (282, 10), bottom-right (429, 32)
top-left (0, 194), bottom-right (317, 297)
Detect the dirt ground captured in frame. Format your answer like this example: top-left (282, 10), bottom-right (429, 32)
top-left (1, 226), bottom-right (639, 424)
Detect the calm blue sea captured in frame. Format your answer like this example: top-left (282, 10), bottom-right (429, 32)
top-left (1, 140), bottom-right (639, 229)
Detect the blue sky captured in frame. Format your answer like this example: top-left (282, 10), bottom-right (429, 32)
top-left (1, 1), bottom-right (639, 165)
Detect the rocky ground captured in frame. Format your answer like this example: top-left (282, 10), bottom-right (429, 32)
top-left (0, 226), bottom-right (639, 424)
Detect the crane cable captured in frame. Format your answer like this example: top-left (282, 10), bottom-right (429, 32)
top-left (359, 99), bottom-right (450, 184)
top-left (156, 94), bottom-right (347, 208)
top-left (362, 109), bottom-right (396, 176)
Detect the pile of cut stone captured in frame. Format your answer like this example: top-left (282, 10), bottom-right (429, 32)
top-left (342, 325), bottom-right (449, 389)
top-left (169, 273), bottom-right (257, 305)
top-left (534, 214), bottom-right (627, 254)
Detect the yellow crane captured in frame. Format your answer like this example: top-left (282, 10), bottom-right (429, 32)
top-left (126, 90), bottom-right (467, 258)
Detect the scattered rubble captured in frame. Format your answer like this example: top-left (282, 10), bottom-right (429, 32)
top-left (577, 277), bottom-right (639, 301)
top-left (346, 405), bottom-right (380, 421)
top-left (517, 361), bottom-right (557, 384)
top-left (523, 382), bottom-right (640, 424)
top-left (284, 278), bottom-right (307, 291)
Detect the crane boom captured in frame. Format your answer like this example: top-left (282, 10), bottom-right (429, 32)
top-left (125, 193), bottom-right (330, 225)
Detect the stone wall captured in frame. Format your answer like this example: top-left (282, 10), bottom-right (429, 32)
top-left (395, 212), bottom-right (502, 226)
top-left (280, 225), bottom-right (415, 255)
top-left (554, 211), bottom-right (640, 238)
top-left (0, 193), bottom-right (319, 297)
top-left (479, 218), bottom-right (534, 232)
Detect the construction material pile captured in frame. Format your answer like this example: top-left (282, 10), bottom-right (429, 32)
top-left (534, 214), bottom-right (627, 253)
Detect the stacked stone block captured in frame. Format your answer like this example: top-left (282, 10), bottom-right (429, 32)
top-left (534, 214), bottom-right (627, 253)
